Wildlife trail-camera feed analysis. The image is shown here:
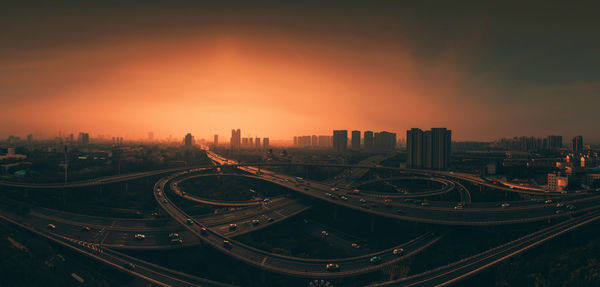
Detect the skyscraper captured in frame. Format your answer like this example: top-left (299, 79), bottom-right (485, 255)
top-left (333, 130), bottom-right (348, 152)
top-left (230, 129), bottom-right (241, 150)
top-left (407, 128), bottom-right (424, 168)
top-left (374, 131), bottom-right (396, 152)
top-left (263, 138), bottom-right (270, 149)
top-left (184, 133), bottom-right (193, 147)
top-left (78, 132), bottom-right (90, 144)
top-left (364, 131), bottom-right (374, 152)
top-left (213, 134), bottom-right (219, 146)
top-left (255, 137), bottom-right (261, 148)
top-left (351, 130), bottom-right (361, 150)
top-left (572, 135), bottom-right (583, 153)
top-left (546, 135), bottom-right (563, 150)
top-left (407, 128), bottom-right (451, 169)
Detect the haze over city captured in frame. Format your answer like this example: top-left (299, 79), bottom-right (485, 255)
top-left (1, 2), bottom-right (600, 287)
top-left (2, 1), bottom-right (599, 142)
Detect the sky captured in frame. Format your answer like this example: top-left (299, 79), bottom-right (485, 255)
top-left (1, 1), bottom-right (599, 142)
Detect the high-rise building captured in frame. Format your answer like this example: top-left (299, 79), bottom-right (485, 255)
top-left (78, 132), bottom-right (90, 145)
top-left (184, 133), bottom-right (193, 147)
top-left (407, 128), bottom-right (451, 169)
top-left (312, 135), bottom-right (318, 149)
top-left (374, 131), bottom-right (396, 152)
top-left (242, 137), bottom-right (249, 148)
top-left (148, 132), bottom-right (154, 141)
top-left (249, 137), bottom-right (254, 147)
top-left (293, 136), bottom-right (298, 147)
top-left (364, 131), bottom-right (374, 151)
top-left (318, 135), bottom-right (332, 148)
top-left (263, 138), bottom-right (270, 149)
top-left (213, 134), bottom-right (219, 146)
top-left (255, 137), bottom-right (261, 148)
top-left (407, 128), bottom-right (424, 168)
top-left (333, 130), bottom-right (348, 152)
top-left (546, 135), bottom-right (562, 150)
top-left (230, 129), bottom-right (241, 150)
top-left (572, 135), bottom-right (583, 153)
top-left (351, 130), bottom-right (361, 150)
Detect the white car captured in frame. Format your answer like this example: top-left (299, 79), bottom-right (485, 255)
top-left (501, 203), bottom-right (510, 208)
top-left (134, 234), bottom-right (146, 240)
top-left (453, 205), bottom-right (463, 210)
top-left (351, 243), bottom-right (360, 249)
top-left (544, 199), bottom-right (553, 204)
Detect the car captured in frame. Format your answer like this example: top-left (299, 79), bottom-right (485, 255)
top-left (186, 219), bottom-right (195, 225)
top-left (567, 204), bottom-right (576, 210)
top-left (396, 209), bottom-right (404, 214)
top-left (200, 227), bottom-right (209, 236)
top-left (321, 230), bottom-right (329, 237)
top-left (545, 199), bottom-right (553, 204)
top-left (340, 196), bottom-right (348, 201)
top-left (123, 263), bottom-right (135, 271)
top-left (384, 199), bottom-right (391, 207)
top-left (168, 233), bottom-right (180, 239)
top-left (47, 224), bottom-right (56, 229)
top-left (263, 198), bottom-right (270, 203)
top-left (453, 205), bottom-right (463, 210)
top-left (162, 199), bottom-right (168, 204)
top-left (81, 226), bottom-right (91, 232)
top-left (556, 203), bottom-right (564, 208)
top-left (304, 187), bottom-right (310, 191)
top-left (223, 240), bottom-right (233, 249)
top-left (420, 202), bottom-right (430, 207)
top-left (151, 211), bottom-right (160, 216)
top-left (393, 248), bottom-right (404, 255)
top-left (170, 238), bottom-right (183, 245)
top-left (361, 204), bottom-right (370, 209)
top-left (555, 210), bottom-right (563, 214)
top-left (267, 217), bottom-right (274, 222)
top-left (229, 224), bottom-right (238, 231)
top-left (134, 234), bottom-right (146, 240)
top-left (359, 198), bottom-right (367, 203)
top-left (370, 256), bottom-right (382, 264)
top-left (330, 187), bottom-right (338, 191)
top-left (501, 203), bottom-right (510, 208)
top-left (251, 219), bottom-right (260, 226)
top-left (325, 263), bottom-right (340, 272)
top-left (351, 243), bottom-right (360, 249)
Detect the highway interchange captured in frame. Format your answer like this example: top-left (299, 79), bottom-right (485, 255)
top-left (1, 149), bottom-right (600, 286)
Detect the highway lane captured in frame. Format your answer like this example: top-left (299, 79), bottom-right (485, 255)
top-left (155, 172), bottom-right (441, 278)
top-left (353, 176), bottom-right (457, 199)
top-left (0, 165), bottom-right (217, 189)
top-left (368, 210), bottom-right (600, 287)
top-left (0, 209), bottom-right (236, 287)
top-left (206, 151), bottom-right (600, 225)
top-left (8, 198), bottom-right (309, 249)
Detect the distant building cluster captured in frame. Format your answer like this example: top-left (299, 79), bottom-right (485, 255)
top-left (229, 129), bottom-right (269, 150)
top-left (492, 135), bottom-right (579, 152)
top-left (406, 128), bottom-right (452, 170)
top-left (291, 130), bottom-right (396, 153)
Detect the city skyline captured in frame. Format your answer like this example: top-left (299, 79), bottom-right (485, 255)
top-left (2, 2), bottom-right (599, 142)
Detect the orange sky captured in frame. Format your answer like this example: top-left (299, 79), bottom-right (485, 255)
top-left (2, 2), bottom-right (598, 142)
